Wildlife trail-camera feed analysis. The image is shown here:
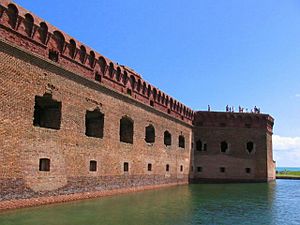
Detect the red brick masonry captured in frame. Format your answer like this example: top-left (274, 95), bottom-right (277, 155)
top-left (0, 0), bottom-right (275, 211)
top-left (0, 182), bottom-right (187, 211)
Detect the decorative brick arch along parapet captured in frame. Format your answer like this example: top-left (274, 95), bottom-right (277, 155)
top-left (0, 0), bottom-right (194, 124)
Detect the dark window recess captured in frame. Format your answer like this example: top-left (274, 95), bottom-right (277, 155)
top-left (85, 109), bottom-right (104, 138)
top-left (39, 22), bottom-right (48, 44)
top-left (109, 63), bottom-right (114, 77)
top-left (180, 165), bottom-right (183, 172)
top-left (166, 164), bottom-right (170, 172)
top-left (245, 123), bottom-right (251, 128)
top-left (245, 168), bottom-right (251, 174)
top-left (179, 135), bottom-right (185, 148)
top-left (150, 100), bottom-right (154, 107)
top-left (220, 141), bottom-right (228, 153)
top-left (127, 88), bottom-right (132, 96)
top-left (95, 72), bottom-right (101, 82)
top-left (220, 123), bottom-right (226, 127)
top-left (145, 125), bottom-right (155, 143)
top-left (203, 143), bottom-right (207, 151)
top-left (197, 167), bottom-right (202, 172)
top-left (247, 142), bottom-right (254, 153)
top-left (196, 140), bottom-right (202, 151)
top-left (167, 109), bottom-right (171, 114)
top-left (148, 163), bottom-right (152, 171)
top-left (120, 117), bottom-right (134, 144)
top-left (39, 158), bottom-right (50, 171)
top-left (220, 167), bottom-right (226, 173)
top-left (89, 160), bottom-right (97, 172)
top-left (7, 4), bottom-right (18, 29)
top-left (191, 166), bottom-right (194, 172)
top-left (49, 50), bottom-right (59, 62)
top-left (164, 131), bottom-right (172, 146)
top-left (33, 94), bottom-right (61, 130)
top-left (24, 14), bottom-right (34, 37)
top-left (124, 162), bottom-right (129, 172)
top-left (181, 116), bottom-right (184, 120)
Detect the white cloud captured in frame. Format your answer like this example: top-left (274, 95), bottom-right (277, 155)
top-left (273, 135), bottom-right (300, 151)
top-left (296, 94), bottom-right (300, 97)
top-left (273, 135), bottom-right (300, 167)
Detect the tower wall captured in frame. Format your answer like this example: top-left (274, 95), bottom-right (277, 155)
top-left (191, 112), bottom-right (275, 182)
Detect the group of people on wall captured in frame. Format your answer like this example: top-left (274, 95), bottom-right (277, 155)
top-left (206, 105), bottom-right (261, 114)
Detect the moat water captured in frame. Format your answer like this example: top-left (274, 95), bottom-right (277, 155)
top-left (0, 179), bottom-right (300, 225)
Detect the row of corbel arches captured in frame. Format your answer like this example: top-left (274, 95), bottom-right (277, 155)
top-left (0, 3), bottom-right (194, 119)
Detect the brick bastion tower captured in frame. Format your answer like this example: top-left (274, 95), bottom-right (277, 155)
top-left (0, 0), bottom-right (275, 209)
top-left (191, 112), bottom-right (275, 183)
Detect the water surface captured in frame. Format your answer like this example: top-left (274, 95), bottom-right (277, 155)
top-left (0, 180), bottom-right (299, 225)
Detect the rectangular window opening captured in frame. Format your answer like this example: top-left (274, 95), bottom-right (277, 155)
top-left (90, 160), bottom-right (97, 172)
top-left (124, 162), bottom-right (129, 172)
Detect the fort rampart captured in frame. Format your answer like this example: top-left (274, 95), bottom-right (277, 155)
top-left (0, 0), bottom-right (275, 210)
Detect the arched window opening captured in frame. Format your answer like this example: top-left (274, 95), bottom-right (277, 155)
top-left (164, 130), bottom-right (171, 146)
top-left (179, 135), bottom-right (185, 148)
top-left (7, 4), bottom-right (18, 29)
top-left (145, 124), bottom-right (155, 143)
top-left (142, 82), bottom-right (147, 95)
top-left (89, 51), bottom-right (95, 68)
top-left (147, 85), bottom-right (151, 97)
top-left (137, 79), bottom-right (141, 92)
top-left (39, 22), bottom-right (48, 44)
top-left (79, 45), bottom-right (86, 63)
top-left (85, 109), bottom-right (104, 138)
top-left (69, 39), bottom-right (76, 58)
top-left (53, 31), bottom-right (65, 53)
top-left (157, 91), bottom-right (161, 103)
top-left (153, 88), bottom-right (157, 101)
top-left (24, 13), bottom-right (34, 37)
top-left (161, 94), bottom-right (165, 105)
top-left (165, 96), bottom-right (169, 106)
top-left (170, 98), bottom-right (173, 109)
top-left (33, 93), bottom-right (61, 130)
top-left (120, 116), bottom-right (134, 144)
top-left (89, 160), bottom-right (97, 172)
top-left (246, 141), bottom-right (254, 153)
top-left (173, 101), bottom-right (177, 110)
top-left (123, 71), bottom-right (128, 85)
top-left (130, 75), bottom-right (136, 89)
top-left (220, 141), bottom-right (228, 153)
top-left (98, 57), bottom-right (106, 75)
top-left (116, 67), bottom-right (121, 81)
top-left (39, 158), bottom-right (50, 171)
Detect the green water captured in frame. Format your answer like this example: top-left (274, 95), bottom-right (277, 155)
top-left (0, 179), bottom-right (299, 225)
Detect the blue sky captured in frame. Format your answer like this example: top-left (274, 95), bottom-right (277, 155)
top-left (14, 0), bottom-right (300, 166)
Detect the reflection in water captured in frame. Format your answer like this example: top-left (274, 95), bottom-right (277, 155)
top-left (0, 180), bottom-right (300, 225)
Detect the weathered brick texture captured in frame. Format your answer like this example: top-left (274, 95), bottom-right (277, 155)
top-left (0, 0), bottom-right (275, 209)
